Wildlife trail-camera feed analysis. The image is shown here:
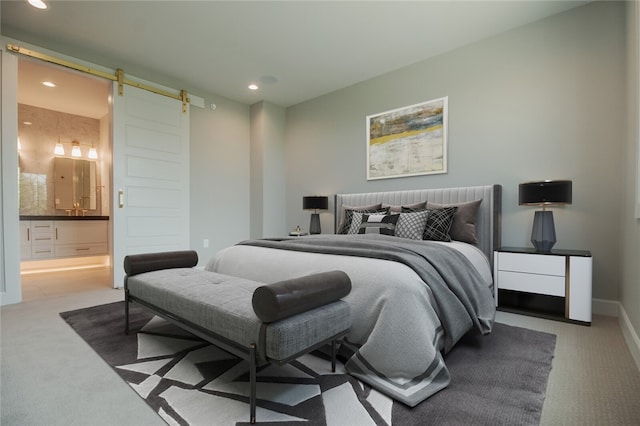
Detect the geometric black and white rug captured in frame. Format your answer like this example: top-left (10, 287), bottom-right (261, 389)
top-left (60, 301), bottom-right (556, 426)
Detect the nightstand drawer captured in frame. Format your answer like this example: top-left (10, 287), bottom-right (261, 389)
top-left (497, 252), bottom-right (565, 276)
top-left (497, 270), bottom-right (565, 297)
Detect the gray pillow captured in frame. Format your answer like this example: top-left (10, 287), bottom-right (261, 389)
top-left (427, 199), bottom-right (482, 244)
top-left (381, 201), bottom-right (427, 213)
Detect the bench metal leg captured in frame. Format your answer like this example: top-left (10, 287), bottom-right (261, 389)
top-left (124, 289), bottom-right (130, 335)
top-left (331, 340), bottom-right (337, 372)
top-left (249, 343), bottom-right (257, 424)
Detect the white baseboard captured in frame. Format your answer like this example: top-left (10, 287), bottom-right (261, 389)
top-left (592, 298), bottom-right (621, 317)
top-left (592, 298), bottom-right (640, 372)
top-left (620, 305), bottom-right (640, 372)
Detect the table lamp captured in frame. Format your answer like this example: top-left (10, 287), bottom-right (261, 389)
top-left (519, 180), bottom-right (572, 253)
top-left (303, 196), bottom-right (328, 234)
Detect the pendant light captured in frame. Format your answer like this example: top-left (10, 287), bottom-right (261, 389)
top-left (71, 140), bottom-right (82, 157)
top-left (54, 138), bottom-right (65, 155)
top-left (88, 144), bottom-right (98, 159)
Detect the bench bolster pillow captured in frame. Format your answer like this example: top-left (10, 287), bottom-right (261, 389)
top-left (252, 270), bottom-right (351, 323)
top-left (124, 250), bottom-right (199, 276)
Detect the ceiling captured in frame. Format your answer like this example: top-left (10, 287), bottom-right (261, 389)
top-left (3, 0), bottom-right (590, 117)
top-left (17, 57), bottom-right (111, 119)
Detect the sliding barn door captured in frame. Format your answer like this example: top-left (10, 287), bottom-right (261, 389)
top-left (112, 84), bottom-right (190, 288)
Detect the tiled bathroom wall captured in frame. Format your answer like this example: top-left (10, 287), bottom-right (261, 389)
top-left (18, 104), bottom-right (103, 216)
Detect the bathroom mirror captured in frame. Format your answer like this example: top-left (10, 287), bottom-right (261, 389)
top-left (54, 157), bottom-right (97, 210)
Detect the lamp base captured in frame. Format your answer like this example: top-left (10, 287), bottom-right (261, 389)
top-left (309, 213), bottom-right (321, 235)
top-left (531, 210), bottom-right (556, 253)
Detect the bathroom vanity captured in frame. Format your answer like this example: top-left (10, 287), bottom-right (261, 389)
top-left (20, 216), bottom-right (109, 260)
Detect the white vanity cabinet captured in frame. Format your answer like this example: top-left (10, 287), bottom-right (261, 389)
top-left (30, 221), bottom-right (55, 259)
top-left (20, 219), bottom-right (108, 260)
top-left (54, 221), bottom-right (108, 257)
top-left (20, 220), bottom-right (57, 260)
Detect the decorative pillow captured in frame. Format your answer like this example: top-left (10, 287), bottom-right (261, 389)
top-left (337, 203), bottom-right (383, 234)
top-left (345, 208), bottom-right (390, 234)
top-left (424, 207), bottom-right (457, 241)
top-left (405, 206), bottom-right (457, 242)
top-left (395, 210), bottom-right (430, 240)
top-left (358, 214), bottom-right (399, 235)
top-left (426, 200), bottom-right (482, 244)
top-left (381, 201), bottom-right (427, 214)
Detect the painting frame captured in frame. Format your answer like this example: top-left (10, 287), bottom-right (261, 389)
top-left (366, 96), bottom-right (448, 180)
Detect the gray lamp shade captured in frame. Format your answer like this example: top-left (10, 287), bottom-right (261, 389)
top-left (303, 196), bottom-right (329, 211)
top-left (519, 180), bottom-right (572, 253)
top-left (519, 180), bottom-right (572, 205)
top-left (303, 196), bottom-right (328, 234)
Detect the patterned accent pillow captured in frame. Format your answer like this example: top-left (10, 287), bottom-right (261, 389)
top-left (337, 203), bottom-right (382, 233)
top-left (358, 214), bottom-right (399, 235)
top-left (395, 210), bottom-right (430, 240)
top-left (424, 207), bottom-right (458, 241)
top-left (426, 200), bottom-right (482, 244)
top-left (404, 206), bottom-right (458, 242)
top-left (342, 207), bottom-right (390, 234)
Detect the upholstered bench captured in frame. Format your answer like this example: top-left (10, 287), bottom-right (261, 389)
top-left (123, 250), bottom-right (351, 424)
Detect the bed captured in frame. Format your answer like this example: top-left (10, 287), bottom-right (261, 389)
top-left (206, 184), bottom-right (502, 407)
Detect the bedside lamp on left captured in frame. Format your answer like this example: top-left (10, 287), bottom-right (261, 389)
top-left (303, 196), bottom-right (328, 235)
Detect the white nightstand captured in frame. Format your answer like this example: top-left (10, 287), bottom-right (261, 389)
top-left (494, 247), bottom-right (592, 325)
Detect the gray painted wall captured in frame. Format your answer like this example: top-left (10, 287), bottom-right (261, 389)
top-left (250, 101), bottom-right (287, 239)
top-left (189, 95), bottom-right (251, 264)
top-left (284, 1), bottom-right (626, 302)
top-left (623, 1), bottom-right (640, 350)
top-left (190, 98), bottom-right (287, 266)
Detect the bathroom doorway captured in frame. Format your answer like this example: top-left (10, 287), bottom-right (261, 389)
top-left (17, 57), bottom-right (113, 301)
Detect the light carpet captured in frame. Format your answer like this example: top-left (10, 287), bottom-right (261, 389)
top-left (60, 301), bottom-right (556, 426)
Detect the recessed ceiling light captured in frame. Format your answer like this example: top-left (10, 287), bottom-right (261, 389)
top-left (23, 121), bottom-right (33, 125)
top-left (42, 81), bottom-right (56, 87)
top-left (248, 84), bottom-right (259, 91)
top-left (27, 0), bottom-right (48, 10)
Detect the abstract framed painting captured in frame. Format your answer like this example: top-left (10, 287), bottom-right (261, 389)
top-left (366, 96), bottom-right (448, 180)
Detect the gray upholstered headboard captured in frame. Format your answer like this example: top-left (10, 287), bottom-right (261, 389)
top-left (334, 184), bottom-right (502, 265)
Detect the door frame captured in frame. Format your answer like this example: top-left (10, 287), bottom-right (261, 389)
top-left (1, 49), bottom-right (22, 305)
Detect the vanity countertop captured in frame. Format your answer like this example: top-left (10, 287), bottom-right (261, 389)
top-left (20, 215), bottom-right (110, 221)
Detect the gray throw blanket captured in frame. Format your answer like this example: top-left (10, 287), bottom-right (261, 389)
top-left (240, 235), bottom-right (495, 352)
top-left (210, 234), bottom-right (496, 406)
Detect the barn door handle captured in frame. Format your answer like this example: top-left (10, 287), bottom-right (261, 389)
top-left (118, 189), bottom-right (124, 208)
